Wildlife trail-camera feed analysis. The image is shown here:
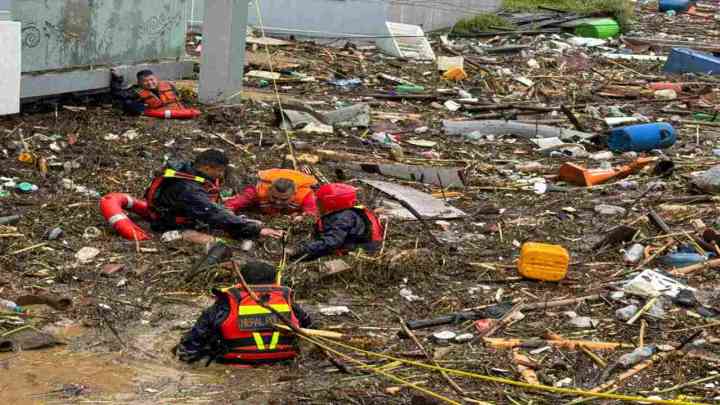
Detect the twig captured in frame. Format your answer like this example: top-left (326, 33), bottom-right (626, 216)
top-left (215, 132), bottom-right (253, 156)
top-left (627, 297), bottom-right (657, 325)
top-left (9, 242), bottom-right (48, 255)
top-left (97, 306), bottom-right (126, 349)
top-left (398, 316), bottom-right (466, 397)
top-left (580, 346), bottom-right (607, 368)
top-left (672, 258), bottom-right (720, 275)
top-left (654, 373), bottom-right (720, 394)
top-left (639, 320), bottom-right (646, 348)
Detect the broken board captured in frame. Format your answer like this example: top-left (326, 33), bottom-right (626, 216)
top-left (362, 179), bottom-right (467, 220)
top-left (355, 163), bottom-right (465, 188)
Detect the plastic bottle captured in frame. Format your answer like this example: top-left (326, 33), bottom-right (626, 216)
top-left (0, 298), bottom-right (24, 313)
top-left (618, 346), bottom-right (656, 367)
top-left (395, 84), bottom-right (425, 94)
top-left (623, 243), bottom-right (645, 264)
top-left (16, 182), bottom-right (38, 193)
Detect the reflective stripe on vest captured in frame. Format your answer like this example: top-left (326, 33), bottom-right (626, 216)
top-left (238, 304), bottom-right (291, 316)
top-left (249, 331), bottom-right (282, 351)
top-left (252, 332), bottom-right (265, 350)
top-left (163, 168), bottom-right (206, 184)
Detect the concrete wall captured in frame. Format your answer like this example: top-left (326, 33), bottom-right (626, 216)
top-left (0, 21), bottom-right (21, 114)
top-left (188, 0), bottom-right (501, 36)
top-left (13, 0), bottom-right (189, 73)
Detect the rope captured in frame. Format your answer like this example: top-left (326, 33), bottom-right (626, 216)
top-left (251, 0), bottom-right (298, 170)
top-left (302, 335), bottom-right (707, 405)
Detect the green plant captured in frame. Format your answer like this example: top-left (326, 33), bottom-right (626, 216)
top-left (503, 0), bottom-right (635, 32)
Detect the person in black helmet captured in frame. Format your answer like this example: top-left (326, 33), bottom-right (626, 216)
top-left (144, 149), bottom-right (283, 241)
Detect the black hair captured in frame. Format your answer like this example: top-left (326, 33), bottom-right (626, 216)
top-left (241, 261), bottom-right (278, 284)
top-left (194, 149), bottom-right (228, 167)
top-left (272, 178), bottom-right (296, 193)
top-left (136, 69), bottom-right (155, 82)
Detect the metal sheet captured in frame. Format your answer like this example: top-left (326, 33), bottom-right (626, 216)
top-left (13, 0), bottom-right (188, 72)
top-left (357, 162), bottom-right (465, 188)
top-left (362, 179), bottom-right (467, 220)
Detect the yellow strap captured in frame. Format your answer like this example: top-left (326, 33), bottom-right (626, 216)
top-left (252, 332), bottom-right (266, 350)
top-left (163, 168), bottom-right (205, 183)
top-left (238, 304), bottom-right (290, 316)
top-left (269, 332), bottom-right (280, 350)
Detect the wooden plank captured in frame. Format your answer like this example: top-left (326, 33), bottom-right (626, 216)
top-left (362, 179), bottom-right (467, 219)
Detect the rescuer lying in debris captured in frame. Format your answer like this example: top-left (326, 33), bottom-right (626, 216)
top-left (285, 183), bottom-right (384, 262)
top-left (110, 68), bottom-right (200, 119)
top-left (144, 149), bottom-right (284, 241)
top-left (224, 168), bottom-right (319, 220)
top-left (176, 261), bottom-right (312, 366)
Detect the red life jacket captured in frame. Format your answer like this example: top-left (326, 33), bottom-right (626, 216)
top-left (144, 167), bottom-right (220, 225)
top-left (215, 285), bottom-right (300, 365)
top-left (316, 206), bottom-right (384, 255)
top-left (136, 81), bottom-right (183, 111)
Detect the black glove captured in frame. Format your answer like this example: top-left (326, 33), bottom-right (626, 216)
top-left (175, 344), bottom-right (205, 364)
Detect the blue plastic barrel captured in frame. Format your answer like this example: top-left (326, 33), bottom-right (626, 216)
top-left (659, 0), bottom-right (691, 12)
top-left (608, 123), bottom-right (677, 152)
top-left (664, 48), bottom-right (720, 75)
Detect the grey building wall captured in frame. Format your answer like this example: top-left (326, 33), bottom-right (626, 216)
top-left (13, 0), bottom-right (189, 73)
top-left (188, 0), bottom-right (501, 36)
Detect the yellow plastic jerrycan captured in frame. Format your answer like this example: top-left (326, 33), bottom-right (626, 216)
top-left (518, 242), bottom-right (570, 282)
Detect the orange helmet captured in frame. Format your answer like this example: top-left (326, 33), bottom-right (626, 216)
top-left (316, 183), bottom-right (357, 214)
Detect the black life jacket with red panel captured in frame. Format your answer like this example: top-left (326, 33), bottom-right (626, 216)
top-left (316, 206), bottom-right (384, 255)
top-left (215, 285), bottom-right (300, 365)
top-left (136, 81), bottom-right (183, 111)
top-left (144, 167), bottom-right (220, 225)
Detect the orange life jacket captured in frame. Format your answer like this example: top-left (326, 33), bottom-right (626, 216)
top-left (316, 206), bottom-right (384, 255)
top-left (255, 169), bottom-right (317, 214)
top-left (215, 285), bottom-right (300, 365)
top-left (144, 167), bottom-right (220, 225)
top-left (136, 81), bottom-right (183, 111)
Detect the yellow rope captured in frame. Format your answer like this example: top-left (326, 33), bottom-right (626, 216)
top-left (251, 0), bottom-right (298, 170)
top-left (304, 335), bottom-right (707, 405)
top-left (300, 333), bottom-right (461, 404)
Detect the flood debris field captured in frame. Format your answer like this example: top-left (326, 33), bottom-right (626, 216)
top-left (2, 2), bottom-right (720, 404)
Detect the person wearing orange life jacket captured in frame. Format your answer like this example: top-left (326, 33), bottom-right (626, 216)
top-left (145, 149), bottom-right (284, 241)
top-left (285, 183), bottom-right (384, 262)
top-left (110, 69), bottom-right (199, 118)
top-left (224, 169), bottom-right (319, 220)
top-left (176, 261), bottom-right (312, 366)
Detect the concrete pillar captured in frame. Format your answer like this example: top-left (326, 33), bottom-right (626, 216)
top-left (0, 0), bottom-right (20, 115)
top-left (199, 0), bottom-right (249, 104)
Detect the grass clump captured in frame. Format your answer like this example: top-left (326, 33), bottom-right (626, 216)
top-left (503, 0), bottom-right (635, 31)
top-left (453, 13), bottom-right (516, 34)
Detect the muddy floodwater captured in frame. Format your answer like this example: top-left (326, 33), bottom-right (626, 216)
top-left (0, 316), bottom-right (280, 403)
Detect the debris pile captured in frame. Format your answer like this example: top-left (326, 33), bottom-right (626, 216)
top-left (2, 1), bottom-right (720, 403)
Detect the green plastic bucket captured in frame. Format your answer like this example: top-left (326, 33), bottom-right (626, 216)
top-left (575, 18), bottom-right (620, 39)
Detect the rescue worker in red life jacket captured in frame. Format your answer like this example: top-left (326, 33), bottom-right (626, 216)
top-left (285, 183), bottom-right (384, 262)
top-left (224, 169), bottom-right (319, 221)
top-left (110, 69), bottom-right (186, 116)
top-left (146, 149), bottom-right (284, 240)
top-left (176, 261), bottom-right (312, 365)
